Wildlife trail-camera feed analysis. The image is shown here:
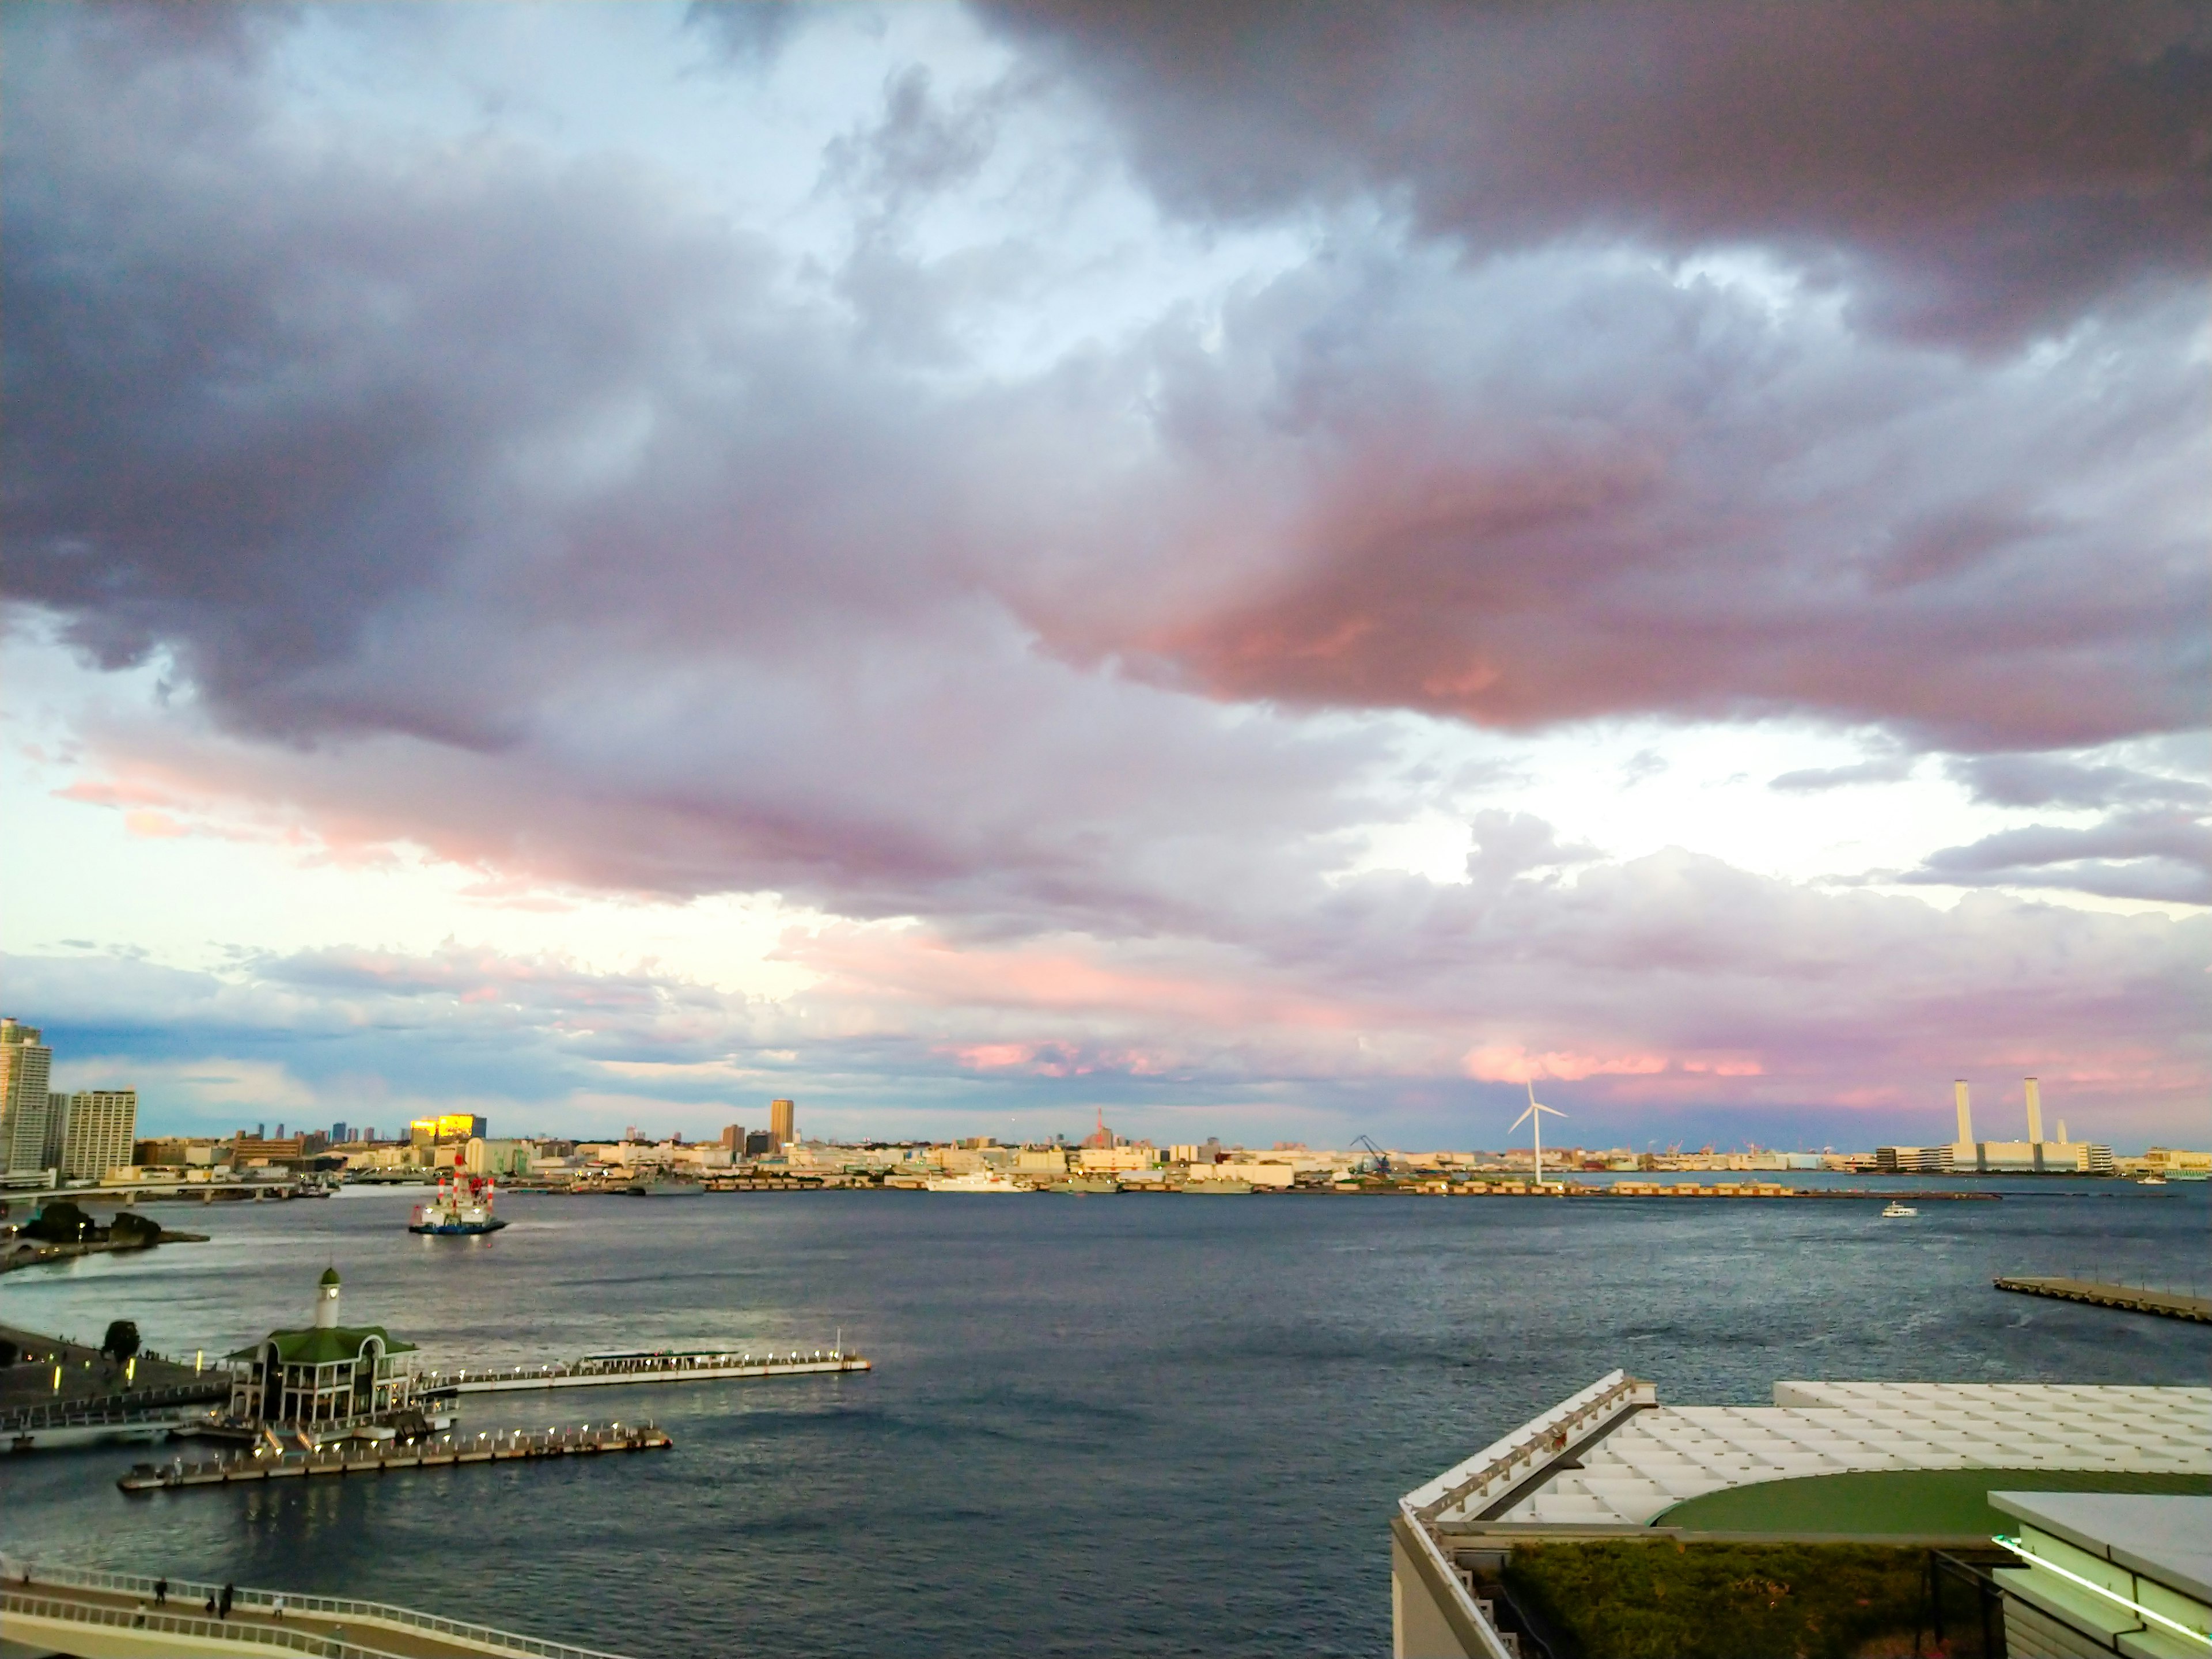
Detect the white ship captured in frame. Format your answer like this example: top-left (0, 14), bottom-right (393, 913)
top-left (924, 1168), bottom-right (1022, 1194)
top-left (409, 1175), bottom-right (509, 1235)
top-left (1881, 1200), bottom-right (1918, 1217)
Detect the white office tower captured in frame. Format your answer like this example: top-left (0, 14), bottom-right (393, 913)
top-left (2024, 1076), bottom-right (2044, 1145)
top-left (0, 1019), bottom-right (55, 1176)
top-left (59, 1089), bottom-right (138, 1181)
top-left (1950, 1080), bottom-right (1975, 1165)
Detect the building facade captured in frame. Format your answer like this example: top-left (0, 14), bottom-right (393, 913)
top-left (58, 1089), bottom-right (138, 1181)
top-left (0, 1019), bottom-right (54, 1177)
top-left (770, 1099), bottom-right (796, 1147)
top-left (228, 1268), bottom-right (419, 1434)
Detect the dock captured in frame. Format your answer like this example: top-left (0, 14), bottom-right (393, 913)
top-left (1993, 1275), bottom-right (2211, 1323)
top-left (118, 1420), bottom-right (669, 1492)
top-left (418, 1346), bottom-right (869, 1396)
top-left (0, 1553), bottom-right (630, 1658)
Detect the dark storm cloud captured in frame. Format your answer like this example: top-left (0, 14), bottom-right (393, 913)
top-left (979, 0), bottom-right (2212, 343)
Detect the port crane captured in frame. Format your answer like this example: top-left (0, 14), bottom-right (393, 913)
top-left (1351, 1135), bottom-right (1391, 1176)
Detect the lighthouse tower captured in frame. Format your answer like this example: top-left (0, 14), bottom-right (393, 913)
top-left (315, 1266), bottom-right (342, 1329)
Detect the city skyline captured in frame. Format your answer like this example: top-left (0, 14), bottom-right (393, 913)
top-left (3, 3), bottom-right (2205, 1152)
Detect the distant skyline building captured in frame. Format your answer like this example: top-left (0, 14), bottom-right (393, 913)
top-left (410, 1112), bottom-right (487, 1147)
top-left (0, 1018), bottom-right (54, 1176)
top-left (721, 1124), bottom-right (745, 1156)
top-left (770, 1099), bottom-right (796, 1148)
top-left (57, 1089), bottom-right (137, 1180)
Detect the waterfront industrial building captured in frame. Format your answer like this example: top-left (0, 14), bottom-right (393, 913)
top-left (1393, 1374), bottom-right (2211, 1658)
top-left (226, 1267), bottom-right (422, 1436)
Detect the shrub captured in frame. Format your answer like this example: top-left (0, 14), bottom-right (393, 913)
top-left (1504, 1541), bottom-right (1927, 1659)
top-left (24, 1200), bottom-right (92, 1243)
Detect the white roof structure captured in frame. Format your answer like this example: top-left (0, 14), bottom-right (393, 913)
top-left (1486, 1381), bottom-right (2210, 1528)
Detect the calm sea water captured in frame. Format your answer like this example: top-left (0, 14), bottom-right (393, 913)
top-left (3, 1178), bottom-right (2206, 1656)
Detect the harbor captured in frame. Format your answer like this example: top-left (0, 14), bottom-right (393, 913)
top-left (1993, 1275), bottom-right (2211, 1323)
top-left (118, 1420), bottom-right (672, 1493)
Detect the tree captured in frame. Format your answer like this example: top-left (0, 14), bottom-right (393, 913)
top-left (109, 1210), bottom-right (162, 1247)
top-left (101, 1320), bottom-right (142, 1365)
top-left (24, 1200), bottom-right (92, 1243)
top-left (0, 1339), bottom-right (18, 1367)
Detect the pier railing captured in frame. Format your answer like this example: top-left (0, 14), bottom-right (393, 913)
top-left (1404, 1369), bottom-right (1656, 1527)
top-left (1, 1592), bottom-right (407, 1658)
top-left (418, 1346), bottom-right (861, 1392)
top-left (0, 1558), bottom-right (630, 1659)
top-left (2, 1380), bottom-right (230, 1432)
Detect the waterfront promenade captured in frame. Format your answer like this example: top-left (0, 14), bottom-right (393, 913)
top-left (0, 1556), bottom-right (628, 1659)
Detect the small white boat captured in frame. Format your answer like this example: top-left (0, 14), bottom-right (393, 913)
top-left (1881, 1200), bottom-right (1918, 1217)
top-left (924, 1168), bottom-right (1022, 1193)
top-left (2137, 1175), bottom-right (2166, 1186)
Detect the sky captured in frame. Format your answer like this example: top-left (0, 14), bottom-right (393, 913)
top-left (2, 1), bottom-right (2206, 1152)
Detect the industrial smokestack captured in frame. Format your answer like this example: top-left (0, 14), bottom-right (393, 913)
top-left (2025, 1077), bottom-right (2043, 1145)
top-left (2057, 1119), bottom-right (2069, 1145)
top-left (1954, 1081), bottom-right (1973, 1147)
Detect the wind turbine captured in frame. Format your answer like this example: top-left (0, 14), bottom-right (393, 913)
top-left (1512, 1081), bottom-right (1568, 1188)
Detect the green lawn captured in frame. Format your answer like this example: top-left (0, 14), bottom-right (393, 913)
top-left (1654, 1468), bottom-right (2212, 1537)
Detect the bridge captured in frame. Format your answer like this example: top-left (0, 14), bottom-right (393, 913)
top-left (0, 1556), bottom-right (628, 1659)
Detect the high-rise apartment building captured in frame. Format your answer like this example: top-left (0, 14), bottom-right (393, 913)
top-left (0, 1018), bottom-right (55, 1176)
top-left (59, 1090), bottom-right (138, 1181)
top-left (770, 1098), bottom-right (796, 1148)
top-left (721, 1124), bottom-right (746, 1156)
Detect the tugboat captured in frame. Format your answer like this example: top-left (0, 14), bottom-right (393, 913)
top-left (409, 1175), bottom-right (509, 1236)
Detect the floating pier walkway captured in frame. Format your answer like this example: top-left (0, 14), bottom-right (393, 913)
top-left (418, 1346), bottom-right (869, 1396)
top-left (118, 1421), bottom-right (669, 1493)
top-left (1994, 1275), bottom-right (2211, 1323)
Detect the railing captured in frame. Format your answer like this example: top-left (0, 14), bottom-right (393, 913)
top-left (1405, 1370), bottom-right (1655, 1526)
top-left (419, 1347), bottom-right (857, 1391)
top-left (2, 1592), bottom-right (396, 1657)
top-left (0, 1558), bottom-right (630, 1659)
top-left (2, 1380), bottom-right (230, 1431)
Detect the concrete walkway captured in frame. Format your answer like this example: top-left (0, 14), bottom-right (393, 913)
top-left (1, 1562), bottom-right (626, 1659)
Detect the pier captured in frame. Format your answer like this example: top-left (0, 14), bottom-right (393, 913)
top-left (418, 1346), bottom-right (869, 1396)
top-left (1993, 1275), bottom-right (2211, 1323)
top-left (0, 1554), bottom-right (630, 1658)
top-left (118, 1421), bottom-right (669, 1493)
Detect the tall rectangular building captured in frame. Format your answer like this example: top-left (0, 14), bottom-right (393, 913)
top-left (770, 1098), bottom-right (796, 1148)
top-left (0, 1018), bottom-right (54, 1176)
top-left (59, 1090), bottom-right (138, 1181)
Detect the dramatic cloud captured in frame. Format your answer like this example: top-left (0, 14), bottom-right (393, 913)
top-left (2, 3), bottom-right (2205, 1143)
top-left (982, 1), bottom-right (2212, 343)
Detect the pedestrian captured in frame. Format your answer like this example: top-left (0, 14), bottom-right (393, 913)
top-left (272, 1594), bottom-right (285, 1620)
top-left (132, 1604), bottom-right (146, 1628)
top-left (154, 1575), bottom-right (168, 1607)
top-left (205, 1593), bottom-right (217, 1616)
top-left (219, 1582), bottom-right (233, 1619)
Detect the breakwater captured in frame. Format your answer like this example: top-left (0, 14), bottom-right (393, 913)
top-left (119, 1421), bottom-right (670, 1492)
